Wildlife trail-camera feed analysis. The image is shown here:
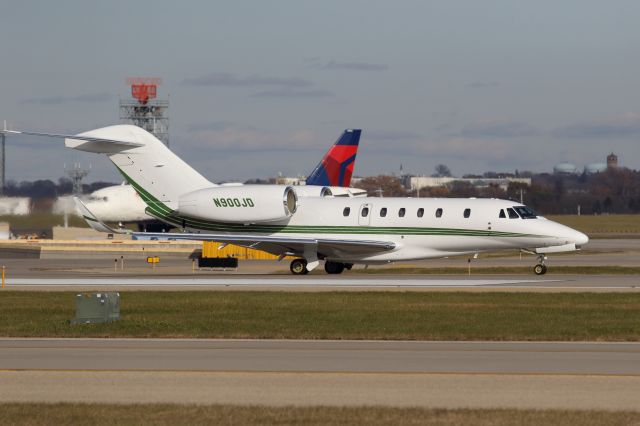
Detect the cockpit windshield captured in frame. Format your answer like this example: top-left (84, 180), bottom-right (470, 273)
top-left (513, 206), bottom-right (538, 219)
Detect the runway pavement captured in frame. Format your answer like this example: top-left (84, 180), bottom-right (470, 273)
top-left (1, 339), bottom-right (640, 409)
top-left (0, 237), bottom-right (638, 292)
top-left (2, 339), bottom-right (639, 374)
top-left (1, 238), bottom-right (639, 279)
top-left (5, 276), bottom-right (562, 288)
top-left (0, 239), bottom-right (638, 409)
top-left (3, 275), bottom-right (640, 291)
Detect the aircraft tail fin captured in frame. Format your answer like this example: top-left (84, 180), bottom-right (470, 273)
top-left (65, 125), bottom-right (213, 213)
top-left (306, 129), bottom-right (361, 187)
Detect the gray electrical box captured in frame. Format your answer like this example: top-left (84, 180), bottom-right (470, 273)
top-left (72, 292), bottom-right (120, 324)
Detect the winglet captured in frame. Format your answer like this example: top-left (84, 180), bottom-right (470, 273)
top-left (73, 197), bottom-right (127, 234)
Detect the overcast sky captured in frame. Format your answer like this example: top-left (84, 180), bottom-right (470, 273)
top-left (1, 1), bottom-right (639, 183)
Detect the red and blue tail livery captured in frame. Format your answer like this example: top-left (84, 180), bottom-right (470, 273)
top-left (306, 129), bottom-right (361, 187)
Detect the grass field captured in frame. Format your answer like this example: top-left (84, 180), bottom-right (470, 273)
top-left (0, 404), bottom-right (638, 426)
top-left (1, 291), bottom-right (639, 341)
top-left (548, 214), bottom-right (640, 235)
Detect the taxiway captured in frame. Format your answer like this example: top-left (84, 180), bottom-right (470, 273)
top-left (1, 339), bottom-right (639, 409)
top-left (3, 274), bottom-right (639, 291)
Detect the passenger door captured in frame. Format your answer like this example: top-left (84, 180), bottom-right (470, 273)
top-left (358, 203), bottom-right (372, 226)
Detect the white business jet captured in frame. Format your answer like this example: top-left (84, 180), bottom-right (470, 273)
top-left (5, 125), bottom-right (588, 275)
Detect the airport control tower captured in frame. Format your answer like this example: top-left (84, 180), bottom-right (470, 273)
top-left (119, 77), bottom-right (169, 146)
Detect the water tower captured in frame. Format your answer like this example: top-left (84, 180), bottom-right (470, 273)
top-left (119, 77), bottom-right (169, 146)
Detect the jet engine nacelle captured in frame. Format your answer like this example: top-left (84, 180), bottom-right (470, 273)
top-left (293, 186), bottom-right (333, 198)
top-left (178, 185), bottom-right (298, 223)
top-left (294, 186), bottom-right (367, 198)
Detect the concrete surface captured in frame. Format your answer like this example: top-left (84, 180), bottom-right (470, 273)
top-left (1, 339), bottom-right (639, 409)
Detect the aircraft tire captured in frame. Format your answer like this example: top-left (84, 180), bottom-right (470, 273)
top-left (324, 261), bottom-right (345, 274)
top-left (290, 258), bottom-right (309, 275)
top-left (533, 264), bottom-right (547, 275)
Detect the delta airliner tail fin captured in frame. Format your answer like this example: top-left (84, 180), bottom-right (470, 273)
top-left (65, 125), bottom-right (213, 210)
top-left (306, 129), bottom-right (361, 187)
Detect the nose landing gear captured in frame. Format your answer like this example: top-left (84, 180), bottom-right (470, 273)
top-left (533, 254), bottom-right (547, 275)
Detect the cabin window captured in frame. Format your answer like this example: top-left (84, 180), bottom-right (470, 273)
top-left (463, 208), bottom-right (471, 218)
top-left (361, 207), bottom-right (369, 217)
top-left (380, 207), bottom-right (387, 217)
top-left (417, 208), bottom-right (424, 218)
top-left (499, 209), bottom-right (506, 218)
top-left (399, 208), bottom-right (406, 217)
top-left (435, 208), bottom-right (443, 218)
top-left (343, 207), bottom-right (351, 217)
top-left (507, 208), bottom-right (519, 219)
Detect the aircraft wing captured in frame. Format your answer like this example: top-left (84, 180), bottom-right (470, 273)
top-left (133, 231), bottom-right (396, 258)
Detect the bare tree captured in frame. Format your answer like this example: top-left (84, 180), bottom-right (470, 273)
top-left (432, 164), bottom-right (452, 177)
top-left (357, 175), bottom-right (408, 197)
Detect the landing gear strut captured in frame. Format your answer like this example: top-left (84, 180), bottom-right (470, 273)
top-left (290, 258), bottom-right (309, 275)
top-left (324, 261), bottom-right (345, 275)
top-left (533, 254), bottom-right (547, 275)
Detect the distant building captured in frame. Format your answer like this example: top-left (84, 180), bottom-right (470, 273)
top-left (350, 176), bottom-right (364, 186)
top-left (584, 163), bottom-right (607, 174)
top-left (553, 153), bottom-right (622, 175)
top-left (553, 162), bottom-right (578, 175)
top-left (403, 176), bottom-right (531, 191)
top-left (274, 176), bottom-right (306, 186)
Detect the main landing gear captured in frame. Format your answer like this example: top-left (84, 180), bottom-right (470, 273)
top-left (290, 258), bottom-right (309, 275)
top-left (289, 259), bottom-right (353, 275)
top-left (533, 254), bottom-right (548, 275)
top-left (324, 261), bottom-right (345, 274)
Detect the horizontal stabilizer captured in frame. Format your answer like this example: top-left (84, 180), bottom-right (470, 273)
top-left (3, 129), bottom-right (143, 153)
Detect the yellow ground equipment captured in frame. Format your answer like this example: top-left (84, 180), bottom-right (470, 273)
top-left (201, 241), bottom-right (291, 260)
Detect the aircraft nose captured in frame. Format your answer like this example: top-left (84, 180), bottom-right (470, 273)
top-left (572, 230), bottom-right (589, 246)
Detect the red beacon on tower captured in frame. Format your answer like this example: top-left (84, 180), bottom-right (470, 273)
top-left (126, 77), bottom-right (162, 105)
top-left (120, 77), bottom-right (169, 146)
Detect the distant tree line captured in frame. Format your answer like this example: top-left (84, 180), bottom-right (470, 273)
top-left (525, 168), bottom-right (640, 214)
top-left (357, 168), bottom-right (640, 215)
top-left (3, 178), bottom-right (117, 198)
top-left (4, 167), bottom-right (640, 215)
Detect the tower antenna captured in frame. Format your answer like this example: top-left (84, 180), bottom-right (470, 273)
top-left (120, 77), bottom-right (169, 146)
